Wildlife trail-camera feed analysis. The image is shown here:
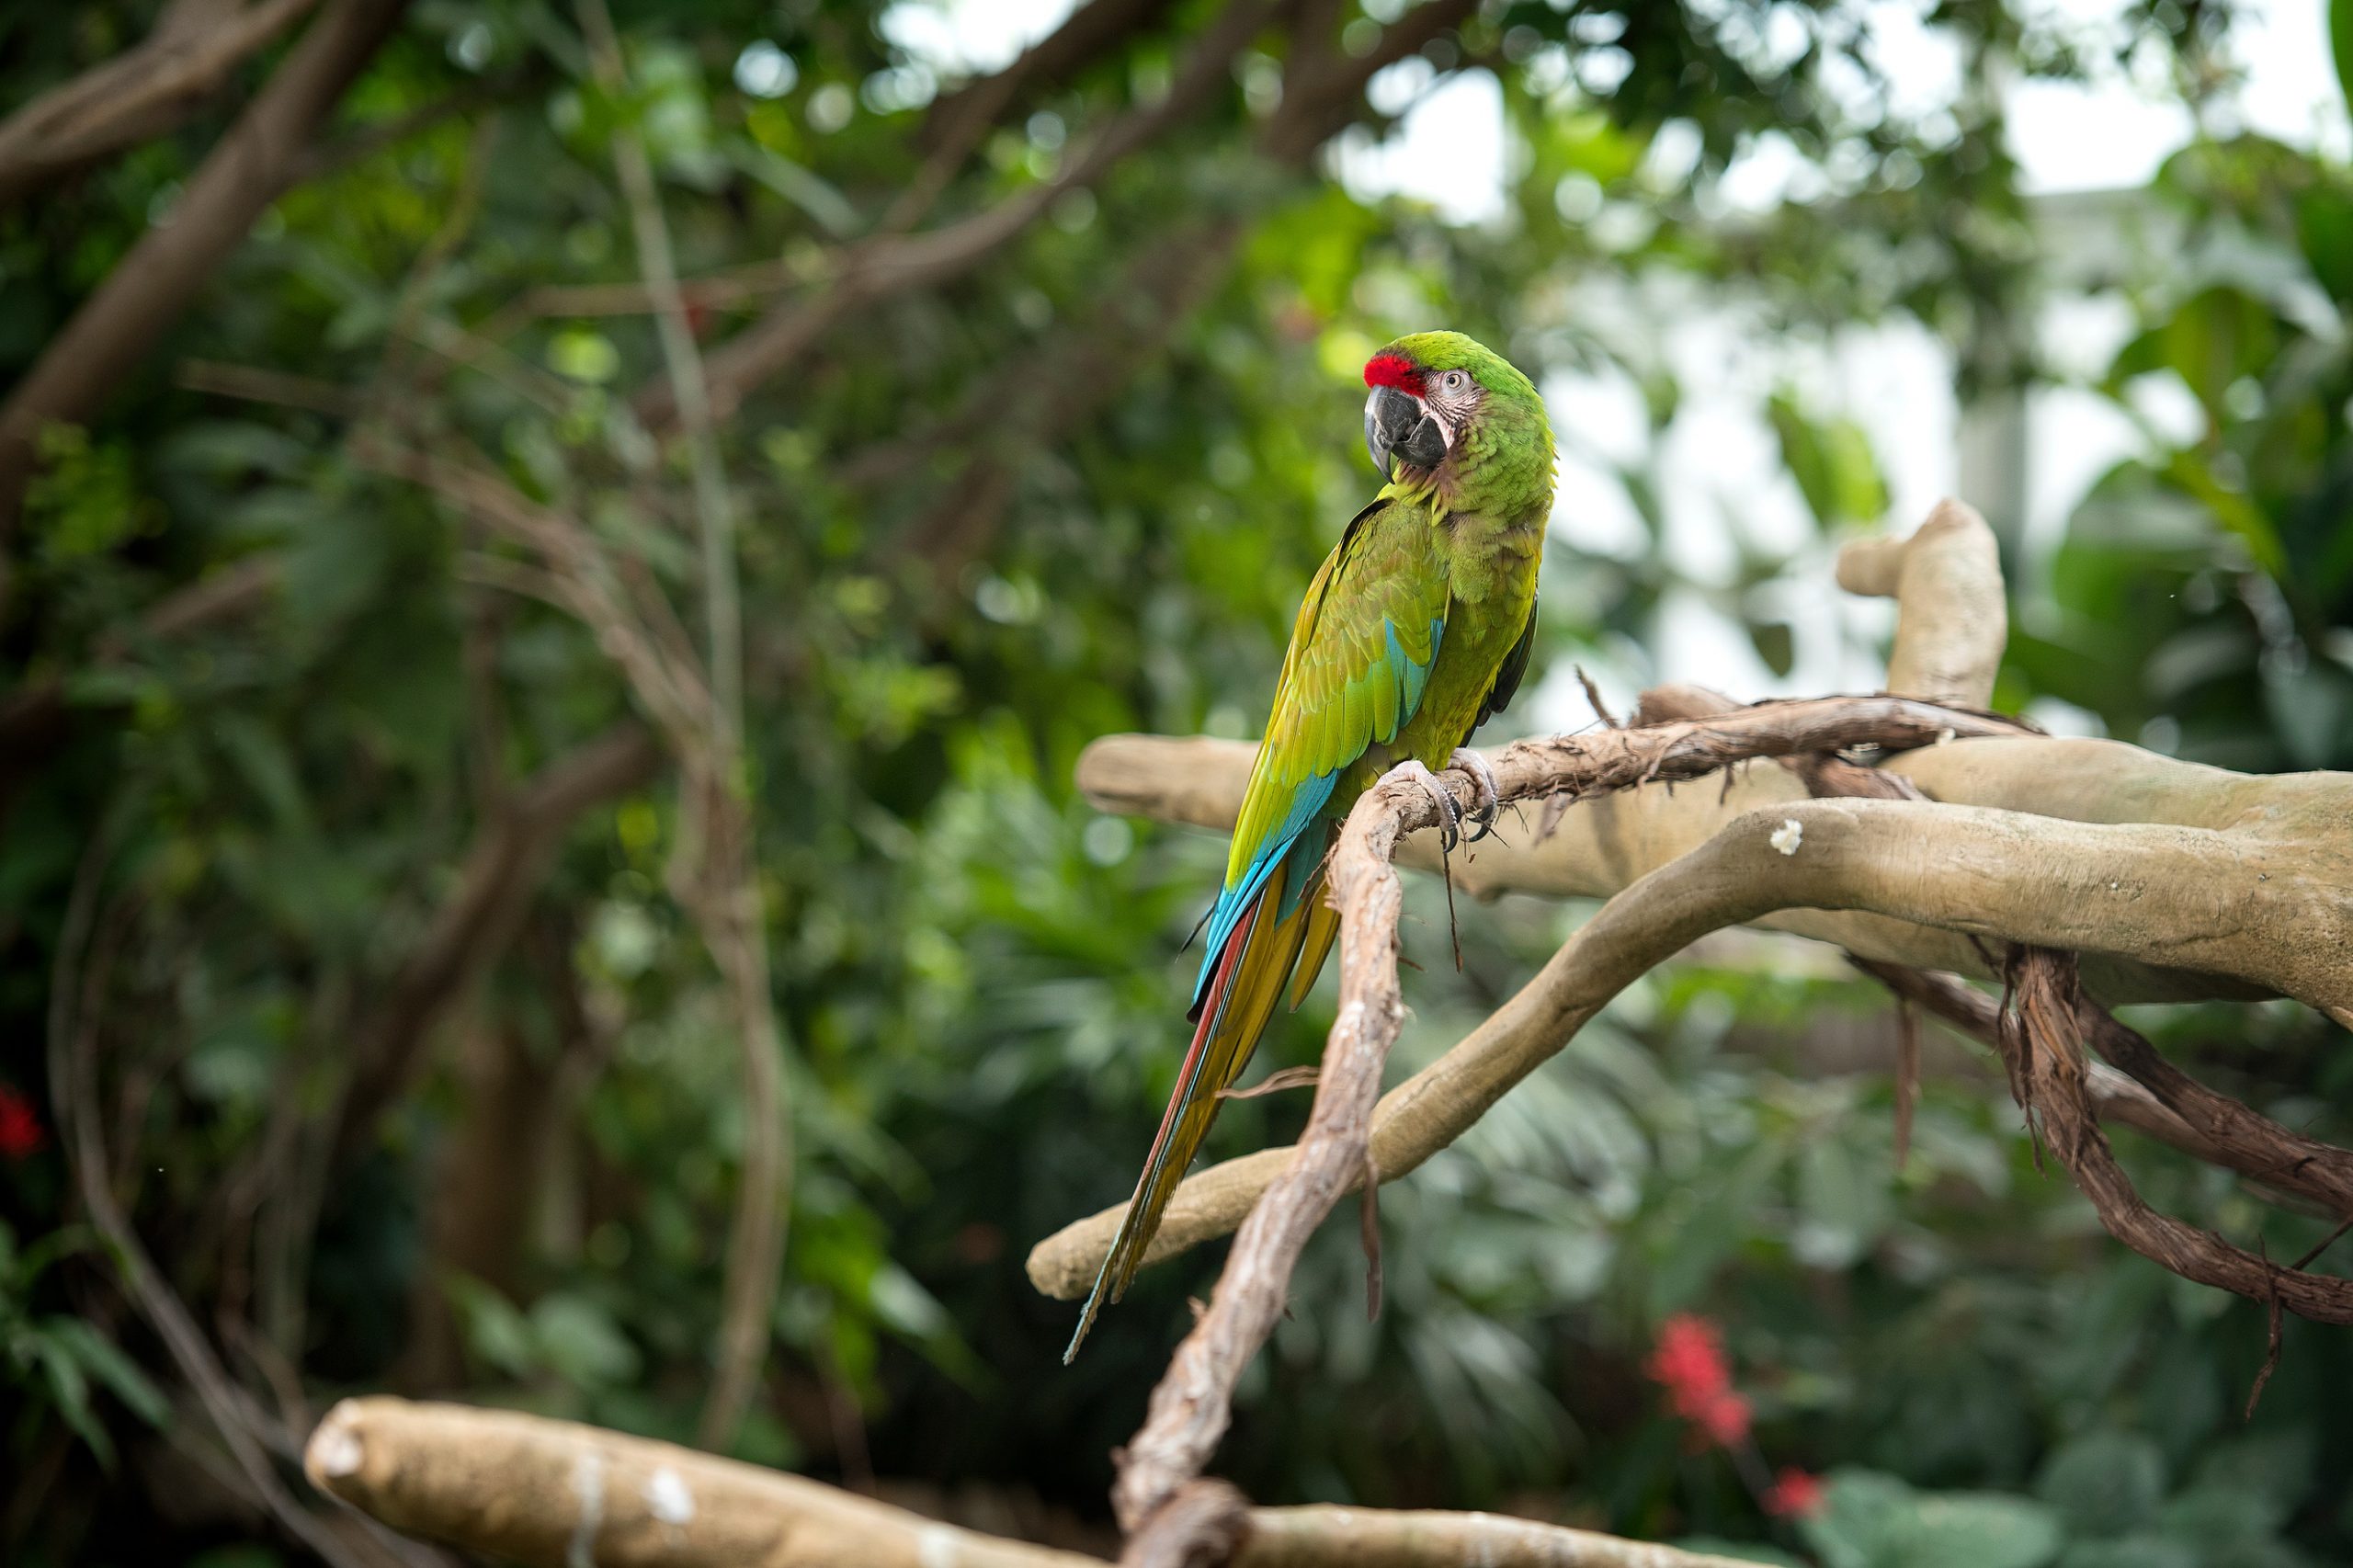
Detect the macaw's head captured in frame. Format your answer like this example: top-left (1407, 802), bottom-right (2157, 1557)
top-left (1361, 331), bottom-right (1552, 505)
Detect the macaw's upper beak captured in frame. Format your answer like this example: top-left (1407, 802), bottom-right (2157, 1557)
top-left (1364, 383), bottom-right (1447, 477)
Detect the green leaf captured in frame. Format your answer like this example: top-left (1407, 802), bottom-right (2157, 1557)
top-left (2333, 0), bottom-right (2353, 121)
top-left (44, 1317), bottom-right (167, 1428)
top-left (2034, 1429), bottom-right (2165, 1538)
top-left (1674, 1540), bottom-right (1805, 1567)
top-left (1805, 1471), bottom-right (2063, 1568)
top-left (530, 1292), bottom-right (642, 1388)
top-left (1793, 1137), bottom-right (1890, 1270)
top-left (2057, 1539), bottom-right (2199, 1568)
top-left (445, 1276), bottom-right (538, 1380)
top-left (1768, 392), bottom-right (1887, 529)
top-left (1748, 620), bottom-right (1794, 678)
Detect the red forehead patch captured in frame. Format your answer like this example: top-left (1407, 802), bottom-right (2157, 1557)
top-left (1363, 352), bottom-right (1425, 395)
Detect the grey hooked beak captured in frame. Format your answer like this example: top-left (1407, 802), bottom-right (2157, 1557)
top-left (1364, 384), bottom-right (1448, 477)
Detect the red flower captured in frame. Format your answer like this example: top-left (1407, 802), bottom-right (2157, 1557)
top-left (1646, 1314), bottom-right (1754, 1449)
top-left (1694, 1389), bottom-right (1752, 1447)
top-left (1646, 1313), bottom-right (1733, 1405)
top-left (1764, 1466), bottom-right (1826, 1518)
top-left (0, 1084), bottom-right (45, 1160)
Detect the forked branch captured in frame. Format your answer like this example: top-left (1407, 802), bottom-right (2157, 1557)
top-left (1072, 501), bottom-right (2353, 1561)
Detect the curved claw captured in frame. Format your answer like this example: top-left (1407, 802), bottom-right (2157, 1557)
top-left (1380, 759), bottom-right (1461, 852)
top-left (1448, 747), bottom-right (1501, 842)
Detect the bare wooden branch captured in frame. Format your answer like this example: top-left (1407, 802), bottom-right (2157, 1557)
top-left (1069, 726), bottom-right (2322, 1006)
top-left (304, 1398), bottom-right (1756, 1568)
top-left (1835, 498), bottom-right (2006, 707)
top-left (1113, 741), bottom-right (1427, 1540)
top-left (1241, 1508), bottom-right (1768, 1568)
top-left (1032, 767), bottom-right (2353, 1303)
top-left (0, 0), bottom-right (320, 208)
top-left (1996, 949), bottom-right (2353, 1321)
top-left (1851, 960), bottom-right (2258, 1181)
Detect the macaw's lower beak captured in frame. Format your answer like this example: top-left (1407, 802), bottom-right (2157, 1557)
top-left (1364, 383), bottom-right (1447, 476)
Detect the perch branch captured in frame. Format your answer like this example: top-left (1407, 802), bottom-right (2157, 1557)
top-left (1070, 727), bottom-right (2336, 1006)
top-left (1034, 777), bottom-right (2353, 1303)
top-left (1099, 776), bottom-right (2353, 1559)
top-left (303, 1398), bottom-right (1756, 1568)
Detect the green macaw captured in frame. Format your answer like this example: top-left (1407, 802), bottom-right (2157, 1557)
top-left (1067, 331), bottom-right (1557, 1359)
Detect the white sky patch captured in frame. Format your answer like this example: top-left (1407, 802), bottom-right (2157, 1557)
top-left (908, 0), bottom-right (2340, 208)
top-left (1550, 451), bottom-right (1651, 560)
top-left (1329, 68), bottom-right (1509, 226)
top-left (2007, 0), bottom-right (2344, 190)
top-left (2008, 75), bottom-right (2196, 194)
top-left (880, 0), bottom-right (1077, 75)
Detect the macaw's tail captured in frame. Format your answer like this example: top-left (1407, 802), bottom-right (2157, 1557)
top-left (1063, 829), bottom-right (1339, 1363)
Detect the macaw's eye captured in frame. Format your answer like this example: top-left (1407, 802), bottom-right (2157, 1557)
top-left (1443, 370), bottom-right (1469, 392)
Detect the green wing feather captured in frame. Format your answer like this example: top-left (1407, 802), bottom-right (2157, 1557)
top-left (1221, 497), bottom-right (1451, 905)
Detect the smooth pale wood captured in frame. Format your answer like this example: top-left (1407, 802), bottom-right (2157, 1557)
top-left (305, 1399), bottom-right (1754, 1568)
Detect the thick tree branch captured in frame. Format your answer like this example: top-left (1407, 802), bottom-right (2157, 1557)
top-left (1075, 498), bottom-right (2353, 1557)
top-left (0, 0), bottom-right (320, 208)
top-left (1069, 727), bottom-right (2323, 1006)
top-left (0, 0), bottom-right (411, 537)
top-left (1031, 767), bottom-right (2353, 1303)
top-left (304, 1398), bottom-right (1756, 1568)
top-left (1095, 769), bottom-right (2353, 1558)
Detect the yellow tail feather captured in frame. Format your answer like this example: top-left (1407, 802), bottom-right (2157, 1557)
top-left (1063, 867), bottom-right (1313, 1361)
top-left (1288, 887), bottom-right (1339, 1011)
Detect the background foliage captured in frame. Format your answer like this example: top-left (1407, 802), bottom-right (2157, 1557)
top-left (4, 0), bottom-right (2352, 1563)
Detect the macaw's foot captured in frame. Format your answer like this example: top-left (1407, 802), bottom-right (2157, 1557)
top-left (1380, 759), bottom-right (1464, 853)
top-left (1447, 747), bottom-right (1501, 842)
